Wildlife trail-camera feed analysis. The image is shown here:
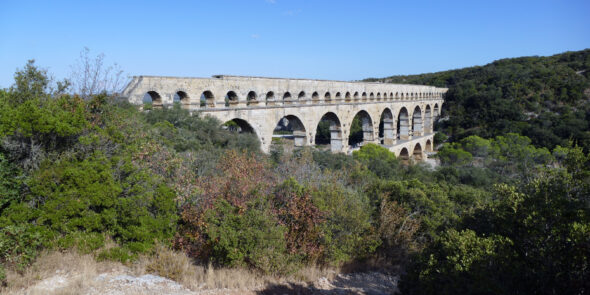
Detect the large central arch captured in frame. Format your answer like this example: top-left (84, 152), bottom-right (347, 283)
top-left (348, 110), bottom-right (374, 147)
top-left (315, 112), bottom-right (343, 153)
top-left (379, 108), bottom-right (395, 145)
top-left (272, 114), bottom-right (307, 149)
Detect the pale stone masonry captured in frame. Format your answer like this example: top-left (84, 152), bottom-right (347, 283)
top-left (120, 75), bottom-right (447, 160)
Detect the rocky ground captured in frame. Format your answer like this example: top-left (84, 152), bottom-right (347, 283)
top-left (18, 269), bottom-right (398, 295)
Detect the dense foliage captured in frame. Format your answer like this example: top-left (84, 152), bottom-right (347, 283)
top-left (367, 49), bottom-right (590, 152)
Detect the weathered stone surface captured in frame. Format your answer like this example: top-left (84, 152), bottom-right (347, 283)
top-left (120, 75), bottom-right (446, 160)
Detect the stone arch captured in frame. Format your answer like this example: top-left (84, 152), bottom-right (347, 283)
top-left (379, 107), bottom-right (395, 145)
top-left (412, 105), bottom-right (423, 136)
top-left (312, 91), bottom-right (319, 103)
top-left (335, 92), bottom-right (342, 101)
top-left (390, 92), bottom-right (394, 100)
top-left (225, 91), bottom-right (238, 107)
top-left (397, 107), bottom-right (410, 140)
top-left (345, 92), bottom-right (351, 102)
top-left (434, 103), bottom-right (440, 117)
top-left (324, 92), bottom-right (332, 103)
top-left (143, 91), bottom-right (163, 108)
top-left (399, 147), bottom-right (410, 163)
top-left (272, 114), bottom-right (307, 149)
top-left (412, 143), bottom-right (423, 161)
top-left (376, 92), bottom-right (381, 100)
top-left (382, 92), bottom-right (387, 100)
top-left (424, 105), bottom-right (432, 133)
top-left (173, 91), bottom-right (190, 108)
top-left (283, 91), bottom-right (292, 105)
top-left (425, 139), bottom-right (433, 152)
top-left (369, 92), bottom-right (375, 100)
top-left (223, 118), bottom-right (255, 134)
top-left (298, 91), bottom-right (306, 101)
top-left (200, 90), bottom-right (215, 107)
top-left (362, 92), bottom-right (367, 101)
top-left (266, 91), bottom-right (276, 105)
top-left (247, 91), bottom-right (257, 105)
top-left (348, 110), bottom-right (374, 147)
top-left (353, 91), bottom-right (359, 100)
top-left (315, 112), bottom-right (343, 153)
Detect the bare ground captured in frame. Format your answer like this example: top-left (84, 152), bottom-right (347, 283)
top-left (2, 250), bottom-right (398, 295)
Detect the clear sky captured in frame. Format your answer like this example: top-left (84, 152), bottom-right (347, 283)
top-left (1, 0), bottom-right (589, 88)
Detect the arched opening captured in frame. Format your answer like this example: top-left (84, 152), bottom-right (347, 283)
top-left (298, 91), bottom-right (306, 102)
top-left (382, 92), bottom-right (387, 100)
top-left (397, 107), bottom-right (410, 140)
top-left (225, 91), bottom-right (238, 107)
top-left (412, 143), bottom-right (423, 161)
top-left (399, 148), bottom-right (410, 164)
top-left (434, 103), bottom-right (440, 117)
top-left (362, 92), bottom-right (367, 101)
top-left (266, 91), bottom-right (275, 105)
top-left (400, 93), bottom-right (404, 100)
top-left (348, 110), bottom-right (374, 148)
top-left (353, 92), bottom-right (359, 100)
top-left (390, 92), bottom-right (394, 100)
top-left (424, 105), bottom-right (432, 134)
top-left (412, 106), bottom-right (423, 137)
top-left (283, 92), bottom-right (292, 105)
top-left (335, 92), bottom-right (342, 101)
top-left (379, 108), bottom-right (395, 145)
top-left (425, 139), bottom-right (433, 152)
top-left (223, 118), bottom-right (255, 133)
top-left (369, 92), bottom-right (375, 101)
top-left (315, 112), bottom-right (343, 153)
top-left (247, 91), bottom-right (257, 106)
top-left (173, 91), bottom-right (189, 108)
top-left (324, 92), bottom-right (332, 103)
top-left (271, 115), bottom-right (307, 154)
top-left (143, 91), bottom-right (163, 109)
top-left (200, 90), bottom-right (215, 108)
top-left (312, 91), bottom-right (319, 103)
top-left (345, 92), bottom-right (351, 102)
top-left (376, 92), bottom-right (381, 101)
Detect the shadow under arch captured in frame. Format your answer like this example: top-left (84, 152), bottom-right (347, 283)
top-left (397, 107), bottom-right (410, 140)
top-left (223, 118), bottom-right (255, 134)
top-left (271, 114), bottom-right (307, 151)
top-left (379, 107), bottom-right (395, 145)
top-left (315, 112), bottom-right (343, 153)
top-left (412, 105), bottom-right (422, 136)
top-left (399, 147), bottom-right (410, 164)
top-left (348, 110), bottom-right (374, 147)
top-left (425, 139), bottom-right (433, 152)
top-left (412, 143), bottom-right (423, 161)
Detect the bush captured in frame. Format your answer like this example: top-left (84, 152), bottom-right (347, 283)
top-left (205, 198), bottom-right (292, 275)
top-left (313, 183), bottom-right (379, 264)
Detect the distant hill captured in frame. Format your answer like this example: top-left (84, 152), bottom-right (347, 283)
top-left (367, 49), bottom-right (590, 151)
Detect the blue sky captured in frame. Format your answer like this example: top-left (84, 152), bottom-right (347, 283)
top-left (1, 0), bottom-right (589, 88)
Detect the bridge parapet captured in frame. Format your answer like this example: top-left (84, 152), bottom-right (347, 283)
top-left (121, 75), bottom-right (447, 110)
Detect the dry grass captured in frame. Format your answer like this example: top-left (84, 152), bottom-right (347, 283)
top-left (2, 244), bottom-right (342, 294)
top-left (3, 250), bottom-right (123, 295)
top-left (133, 244), bottom-right (340, 291)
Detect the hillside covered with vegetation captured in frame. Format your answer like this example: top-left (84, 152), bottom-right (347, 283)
top-left (367, 49), bottom-right (590, 152)
top-left (0, 59), bottom-right (588, 294)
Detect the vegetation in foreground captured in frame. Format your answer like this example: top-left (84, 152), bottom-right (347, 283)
top-left (1, 56), bottom-right (589, 294)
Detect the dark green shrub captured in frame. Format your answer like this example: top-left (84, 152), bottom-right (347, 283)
top-left (204, 198), bottom-right (292, 274)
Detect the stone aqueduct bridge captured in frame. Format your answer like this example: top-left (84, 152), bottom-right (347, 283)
top-left (121, 75), bottom-right (447, 160)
